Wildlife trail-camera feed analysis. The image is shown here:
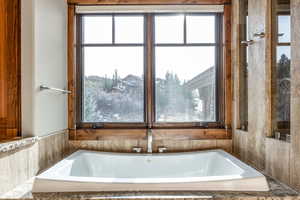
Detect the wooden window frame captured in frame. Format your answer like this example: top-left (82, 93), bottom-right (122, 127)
top-left (237, 0), bottom-right (248, 131)
top-left (76, 13), bottom-right (223, 129)
top-left (67, 1), bottom-right (232, 140)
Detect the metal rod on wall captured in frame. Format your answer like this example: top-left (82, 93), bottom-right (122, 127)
top-left (40, 85), bottom-right (71, 94)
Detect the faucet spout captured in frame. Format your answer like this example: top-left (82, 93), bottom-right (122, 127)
top-left (147, 129), bottom-right (153, 153)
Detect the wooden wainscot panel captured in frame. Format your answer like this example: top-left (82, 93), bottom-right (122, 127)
top-left (71, 129), bottom-right (147, 140)
top-left (266, 138), bottom-right (291, 185)
top-left (0, 0), bottom-right (21, 140)
top-left (68, 0), bottom-right (231, 5)
top-left (0, 129), bottom-right (18, 140)
top-left (153, 129), bottom-right (231, 140)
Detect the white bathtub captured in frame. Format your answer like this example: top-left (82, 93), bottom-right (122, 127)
top-left (32, 150), bottom-right (269, 192)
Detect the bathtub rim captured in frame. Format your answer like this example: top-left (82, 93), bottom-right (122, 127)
top-left (35, 149), bottom-right (267, 184)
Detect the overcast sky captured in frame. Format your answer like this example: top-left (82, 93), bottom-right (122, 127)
top-left (277, 15), bottom-right (291, 61)
top-left (83, 15), bottom-right (216, 81)
top-left (83, 14), bottom-right (291, 81)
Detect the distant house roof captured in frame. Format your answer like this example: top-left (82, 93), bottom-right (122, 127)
top-left (183, 67), bottom-right (215, 90)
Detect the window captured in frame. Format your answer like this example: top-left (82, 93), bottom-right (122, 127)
top-left (275, 0), bottom-right (290, 132)
top-left (76, 13), bottom-right (223, 128)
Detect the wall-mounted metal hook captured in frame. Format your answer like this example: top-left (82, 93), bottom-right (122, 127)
top-left (241, 40), bottom-right (254, 46)
top-left (253, 32), bottom-right (265, 39)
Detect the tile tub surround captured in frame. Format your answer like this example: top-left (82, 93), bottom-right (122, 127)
top-left (37, 130), bottom-right (69, 171)
top-left (68, 139), bottom-right (232, 154)
top-left (0, 130), bottom-right (69, 196)
top-left (0, 138), bottom-right (38, 196)
top-left (1, 174), bottom-right (298, 199)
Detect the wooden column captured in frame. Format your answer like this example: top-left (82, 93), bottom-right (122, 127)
top-left (246, 0), bottom-right (272, 169)
top-left (232, 0), bottom-right (249, 160)
top-left (290, 0), bottom-right (300, 190)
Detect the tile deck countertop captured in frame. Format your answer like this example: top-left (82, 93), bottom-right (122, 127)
top-left (0, 137), bottom-right (38, 154)
top-left (1, 175), bottom-right (299, 200)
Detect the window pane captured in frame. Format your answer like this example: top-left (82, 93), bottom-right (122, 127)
top-left (155, 15), bottom-right (184, 44)
top-left (83, 16), bottom-right (112, 44)
top-left (186, 15), bottom-right (215, 43)
top-left (276, 46), bottom-right (290, 122)
top-left (155, 47), bottom-right (216, 122)
top-left (278, 15), bottom-right (291, 43)
top-left (83, 47), bottom-right (144, 122)
top-left (115, 16), bottom-right (144, 43)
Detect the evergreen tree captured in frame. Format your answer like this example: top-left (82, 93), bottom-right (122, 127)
top-left (277, 54), bottom-right (290, 79)
top-left (112, 69), bottom-right (119, 88)
top-left (277, 53), bottom-right (291, 121)
top-left (103, 74), bottom-right (109, 92)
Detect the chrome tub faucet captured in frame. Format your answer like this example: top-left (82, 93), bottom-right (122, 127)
top-left (158, 147), bottom-right (167, 153)
top-left (132, 147), bottom-right (142, 153)
top-left (147, 129), bottom-right (153, 153)
top-left (132, 129), bottom-right (154, 153)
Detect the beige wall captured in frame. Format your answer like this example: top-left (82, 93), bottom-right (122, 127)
top-left (21, 0), bottom-right (35, 137)
top-left (21, 0), bottom-right (68, 137)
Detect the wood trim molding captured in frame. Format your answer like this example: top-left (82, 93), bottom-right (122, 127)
top-left (224, 3), bottom-right (232, 131)
top-left (68, 0), bottom-right (231, 5)
top-left (0, 129), bottom-right (18, 141)
top-left (68, 5), bottom-right (77, 130)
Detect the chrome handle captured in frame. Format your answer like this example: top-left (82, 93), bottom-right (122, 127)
top-left (40, 85), bottom-right (71, 94)
top-left (147, 129), bottom-right (153, 153)
top-left (241, 40), bottom-right (254, 46)
top-left (132, 147), bottom-right (142, 153)
top-left (275, 131), bottom-right (282, 140)
top-left (158, 147), bottom-right (167, 153)
top-left (253, 32), bottom-right (265, 39)
top-left (286, 134), bottom-right (291, 143)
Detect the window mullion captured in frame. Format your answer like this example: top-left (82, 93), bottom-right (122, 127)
top-left (184, 14), bottom-right (187, 44)
top-left (112, 14), bottom-right (115, 44)
top-left (145, 14), bottom-right (155, 128)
